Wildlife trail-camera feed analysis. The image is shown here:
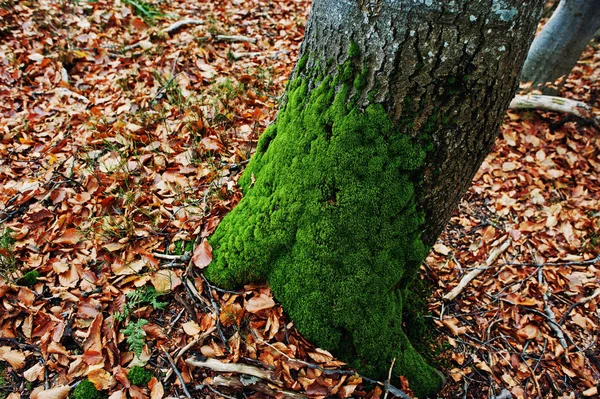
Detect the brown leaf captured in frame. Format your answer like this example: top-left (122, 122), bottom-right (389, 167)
top-left (88, 368), bottom-right (113, 390)
top-left (34, 385), bottom-right (70, 399)
top-left (0, 348), bottom-right (26, 370)
top-left (192, 240), bottom-right (212, 268)
top-left (246, 294), bottom-right (275, 313)
top-left (181, 320), bottom-right (202, 336)
top-left (54, 228), bottom-right (83, 245)
top-left (150, 269), bottom-right (181, 292)
top-left (149, 377), bottom-right (164, 399)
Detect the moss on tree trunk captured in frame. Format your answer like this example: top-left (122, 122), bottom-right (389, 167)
top-left (206, 0), bottom-right (544, 396)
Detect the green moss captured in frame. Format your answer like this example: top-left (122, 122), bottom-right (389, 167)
top-left (72, 379), bottom-right (106, 399)
top-left (18, 270), bottom-right (39, 286)
top-left (297, 54), bottom-right (309, 73)
top-left (128, 366), bottom-right (153, 386)
top-left (353, 67), bottom-right (368, 91)
top-left (207, 64), bottom-right (442, 396)
top-left (348, 41), bottom-right (360, 58)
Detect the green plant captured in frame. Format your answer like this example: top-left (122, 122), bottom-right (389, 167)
top-left (0, 362), bottom-right (8, 399)
top-left (127, 366), bottom-right (153, 386)
top-left (115, 285), bottom-right (168, 322)
top-left (122, 318), bottom-right (148, 357)
top-left (122, 0), bottom-right (163, 22)
top-left (71, 379), bottom-right (106, 399)
top-left (18, 270), bottom-right (39, 286)
top-left (0, 228), bottom-right (16, 282)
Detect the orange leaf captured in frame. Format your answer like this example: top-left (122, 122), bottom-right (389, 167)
top-left (34, 385), bottom-right (70, 399)
top-left (192, 240), bottom-right (212, 269)
top-left (246, 294), bottom-right (275, 313)
top-left (54, 228), bottom-right (82, 245)
top-left (0, 348), bottom-right (26, 370)
top-left (516, 324), bottom-right (539, 340)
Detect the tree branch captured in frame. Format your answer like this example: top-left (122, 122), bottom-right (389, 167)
top-left (509, 95), bottom-right (599, 126)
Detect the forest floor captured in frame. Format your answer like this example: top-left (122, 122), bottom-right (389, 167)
top-left (1, 0), bottom-right (599, 398)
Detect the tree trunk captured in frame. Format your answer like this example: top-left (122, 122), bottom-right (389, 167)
top-left (206, 0), bottom-right (543, 396)
top-left (521, 0), bottom-right (600, 94)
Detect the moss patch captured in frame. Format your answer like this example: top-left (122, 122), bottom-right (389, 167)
top-left (128, 366), bottom-right (153, 386)
top-left (207, 65), bottom-right (443, 396)
top-left (18, 270), bottom-right (39, 286)
top-left (71, 379), bottom-right (106, 399)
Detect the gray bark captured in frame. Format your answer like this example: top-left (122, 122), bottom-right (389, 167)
top-left (297, 0), bottom-right (544, 246)
top-left (521, 0), bottom-right (600, 94)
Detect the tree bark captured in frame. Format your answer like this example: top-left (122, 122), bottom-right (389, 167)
top-left (205, 0), bottom-right (544, 396)
top-left (521, 0), bottom-right (600, 94)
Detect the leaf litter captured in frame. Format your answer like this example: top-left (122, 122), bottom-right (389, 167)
top-left (0, 0), bottom-right (599, 398)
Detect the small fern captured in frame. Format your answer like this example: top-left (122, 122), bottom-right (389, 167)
top-left (122, 318), bottom-right (149, 358)
top-left (115, 286), bottom-right (168, 322)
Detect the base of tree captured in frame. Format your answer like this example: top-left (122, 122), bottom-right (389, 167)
top-left (206, 64), bottom-right (445, 397)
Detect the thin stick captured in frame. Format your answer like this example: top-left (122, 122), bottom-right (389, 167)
top-left (559, 288), bottom-right (600, 325)
top-left (211, 375), bottom-right (309, 399)
top-left (162, 18), bottom-right (204, 34)
top-left (186, 355), bottom-right (282, 385)
top-left (443, 238), bottom-right (511, 301)
top-left (382, 358), bottom-right (396, 399)
top-left (162, 347), bottom-right (192, 399)
top-left (214, 35), bottom-right (257, 43)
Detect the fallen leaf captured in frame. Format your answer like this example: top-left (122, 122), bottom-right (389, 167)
top-left (246, 294), bottom-right (275, 313)
top-left (192, 240), bottom-right (212, 268)
top-left (35, 385), bottom-right (70, 399)
top-left (182, 320), bottom-right (202, 336)
top-left (0, 349), bottom-right (26, 370)
top-left (433, 243), bottom-right (451, 255)
top-left (150, 269), bottom-right (181, 292)
top-left (516, 324), bottom-right (539, 340)
top-left (54, 228), bottom-right (83, 244)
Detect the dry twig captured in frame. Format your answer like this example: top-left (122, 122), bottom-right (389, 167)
top-left (163, 347), bottom-right (192, 399)
top-left (443, 238), bottom-right (512, 301)
top-left (162, 18), bottom-right (204, 34)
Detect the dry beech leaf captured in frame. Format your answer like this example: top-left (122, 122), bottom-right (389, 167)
top-left (433, 243), bottom-right (451, 255)
top-left (476, 361), bottom-right (492, 373)
top-left (516, 324), bottom-right (539, 340)
top-left (107, 390), bottom-right (126, 399)
top-left (24, 363), bottom-right (44, 382)
top-left (34, 385), bottom-right (70, 399)
top-left (88, 368), bottom-right (113, 390)
top-left (181, 320), bottom-right (202, 336)
top-left (246, 294), bottom-right (275, 313)
top-left (192, 240), bottom-right (212, 268)
top-left (151, 269), bottom-right (181, 292)
top-left (0, 349), bottom-right (26, 370)
top-left (54, 228), bottom-right (83, 244)
top-left (149, 377), bottom-right (165, 399)
top-left (442, 317), bottom-right (467, 336)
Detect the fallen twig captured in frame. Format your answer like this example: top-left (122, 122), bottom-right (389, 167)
top-left (163, 347), bottom-right (192, 399)
top-left (186, 355), bottom-right (282, 385)
top-left (542, 291), bottom-right (569, 351)
top-left (211, 374), bottom-right (309, 399)
top-left (443, 238), bottom-right (511, 301)
top-left (162, 18), bottom-right (204, 34)
top-left (165, 326), bottom-right (216, 381)
top-left (509, 95), bottom-right (599, 126)
top-left (214, 34), bottom-right (257, 43)
top-left (559, 288), bottom-right (600, 325)
top-left (505, 254), bottom-right (600, 268)
top-left (153, 252), bottom-right (191, 262)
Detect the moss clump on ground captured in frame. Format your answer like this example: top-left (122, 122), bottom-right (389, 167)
top-left (71, 379), bottom-right (106, 399)
top-left (127, 366), bottom-right (153, 386)
top-left (206, 62), bottom-right (443, 396)
top-left (18, 270), bottom-right (39, 286)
